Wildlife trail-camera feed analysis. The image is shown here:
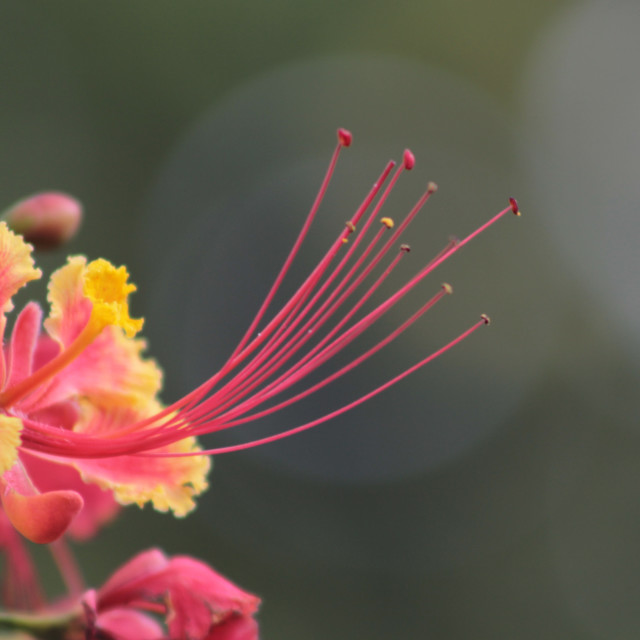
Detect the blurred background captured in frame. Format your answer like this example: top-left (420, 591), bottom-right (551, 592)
top-left (2, 1), bottom-right (640, 638)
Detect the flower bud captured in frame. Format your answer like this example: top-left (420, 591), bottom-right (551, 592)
top-left (2, 192), bottom-right (82, 249)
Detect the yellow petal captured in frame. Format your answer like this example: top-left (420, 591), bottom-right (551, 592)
top-left (0, 415), bottom-right (22, 475)
top-left (0, 222), bottom-right (41, 317)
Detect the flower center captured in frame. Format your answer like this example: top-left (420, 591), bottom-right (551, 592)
top-left (0, 259), bottom-right (143, 409)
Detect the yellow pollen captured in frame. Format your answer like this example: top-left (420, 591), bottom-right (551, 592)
top-left (83, 259), bottom-right (144, 338)
top-left (341, 237), bottom-right (349, 244)
top-left (380, 217), bottom-right (394, 229)
top-left (0, 415), bottom-right (23, 474)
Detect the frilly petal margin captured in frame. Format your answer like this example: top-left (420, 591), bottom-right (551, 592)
top-left (0, 462), bottom-right (82, 544)
top-left (36, 256), bottom-right (162, 411)
top-left (66, 402), bottom-right (210, 517)
top-left (0, 222), bottom-right (41, 385)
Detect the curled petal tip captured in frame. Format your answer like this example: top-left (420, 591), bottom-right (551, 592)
top-left (2, 488), bottom-right (84, 544)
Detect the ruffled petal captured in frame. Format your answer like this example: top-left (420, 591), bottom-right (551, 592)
top-left (0, 223), bottom-right (41, 319)
top-left (28, 256), bottom-right (161, 411)
top-left (70, 402), bottom-right (210, 517)
top-left (0, 223), bottom-right (41, 385)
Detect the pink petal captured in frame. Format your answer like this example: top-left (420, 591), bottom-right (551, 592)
top-left (0, 462), bottom-right (83, 544)
top-left (0, 223), bottom-right (41, 385)
top-left (205, 616), bottom-right (260, 640)
top-left (99, 548), bottom-right (169, 600)
top-left (19, 451), bottom-right (120, 541)
top-left (96, 608), bottom-right (164, 640)
top-left (96, 549), bottom-right (260, 639)
top-left (38, 256), bottom-right (161, 411)
top-left (67, 404), bottom-right (209, 518)
top-left (5, 302), bottom-right (42, 389)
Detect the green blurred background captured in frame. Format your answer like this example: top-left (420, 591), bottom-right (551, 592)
top-left (5, 1), bottom-right (640, 638)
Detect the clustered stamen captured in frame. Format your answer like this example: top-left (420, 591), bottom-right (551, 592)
top-left (20, 129), bottom-right (518, 460)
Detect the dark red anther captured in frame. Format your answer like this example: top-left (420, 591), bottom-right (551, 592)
top-left (403, 149), bottom-right (415, 170)
top-left (509, 197), bottom-right (521, 216)
top-left (338, 128), bottom-right (353, 147)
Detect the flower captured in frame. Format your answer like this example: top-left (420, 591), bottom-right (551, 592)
top-left (0, 541), bottom-right (260, 640)
top-left (0, 129), bottom-right (519, 544)
top-left (82, 548), bottom-right (260, 640)
top-left (0, 228), bottom-right (209, 544)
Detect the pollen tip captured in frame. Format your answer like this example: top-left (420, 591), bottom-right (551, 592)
top-left (400, 243), bottom-right (411, 253)
top-left (341, 237), bottom-right (349, 244)
top-left (338, 128), bottom-right (353, 147)
top-left (480, 313), bottom-right (491, 325)
top-left (403, 149), bottom-right (415, 170)
top-left (509, 197), bottom-right (521, 216)
top-left (427, 181), bottom-right (438, 193)
top-left (380, 217), bottom-right (394, 229)
top-left (441, 282), bottom-right (453, 295)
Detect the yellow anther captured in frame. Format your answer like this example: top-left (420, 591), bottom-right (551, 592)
top-left (380, 217), bottom-right (394, 229)
top-left (345, 221), bottom-right (356, 233)
top-left (427, 181), bottom-right (438, 193)
top-left (83, 259), bottom-right (143, 338)
top-left (480, 314), bottom-right (491, 325)
top-left (441, 283), bottom-right (453, 295)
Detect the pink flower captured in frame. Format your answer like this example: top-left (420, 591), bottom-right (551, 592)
top-left (0, 129), bottom-right (519, 544)
top-left (0, 539), bottom-right (259, 640)
top-left (82, 549), bottom-right (260, 640)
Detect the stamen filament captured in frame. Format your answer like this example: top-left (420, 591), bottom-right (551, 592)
top-left (16, 132), bottom-right (519, 467)
top-left (139, 316), bottom-right (489, 457)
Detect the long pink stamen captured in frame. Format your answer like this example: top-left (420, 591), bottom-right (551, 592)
top-left (20, 131), bottom-right (520, 460)
top-left (230, 128), bottom-right (353, 360)
top-left (140, 316), bottom-right (489, 457)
